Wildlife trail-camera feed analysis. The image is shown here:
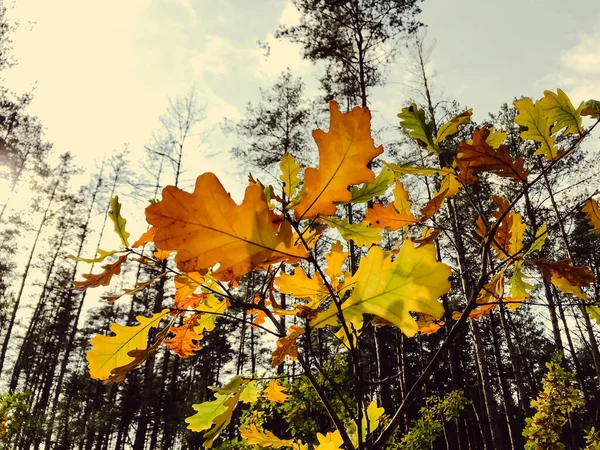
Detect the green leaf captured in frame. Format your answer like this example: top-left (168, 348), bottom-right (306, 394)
top-left (539, 88), bottom-right (583, 135)
top-left (185, 393), bottom-right (229, 432)
top-left (346, 168), bottom-right (394, 204)
top-left (321, 217), bottom-right (382, 247)
top-left (524, 223), bottom-right (547, 257)
top-left (398, 104), bottom-right (440, 154)
top-left (311, 243), bottom-right (450, 337)
top-left (68, 249), bottom-right (120, 264)
top-left (108, 196), bottom-right (130, 247)
top-left (582, 99), bottom-right (600, 119)
top-left (383, 161), bottom-right (454, 178)
top-left (587, 306), bottom-right (600, 325)
top-left (435, 109), bottom-right (472, 143)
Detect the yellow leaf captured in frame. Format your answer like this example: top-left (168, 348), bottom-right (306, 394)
top-left (587, 305), bottom-right (600, 325)
top-left (515, 97), bottom-right (561, 160)
top-left (582, 198), bottom-right (600, 233)
top-left (398, 103), bottom-right (440, 154)
top-left (311, 243), bottom-right (450, 337)
top-left (295, 101), bottom-right (383, 219)
top-left (240, 424), bottom-right (295, 448)
top-left (87, 309), bottom-right (169, 380)
top-left (435, 108), bottom-right (473, 143)
top-left (263, 379), bottom-right (288, 403)
top-left (321, 216), bottom-right (382, 247)
top-left (108, 196), bottom-right (130, 247)
top-left (524, 223), bottom-right (548, 256)
top-left (383, 161), bottom-right (455, 177)
top-left (508, 261), bottom-right (534, 308)
top-left (146, 173), bottom-right (307, 280)
top-left (539, 88), bottom-right (583, 135)
top-left (194, 296), bottom-right (230, 334)
top-left (275, 267), bottom-right (328, 302)
top-left (280, 152), bottom-right (301, 200)
top-left (315, 430), bottom-right (344, 450)
top-left (325, 240), bottom-right (348, 290)
top-left (508, 211), bottom-right (526, 259)
top-left (68, 249), bottom-right (120, 264)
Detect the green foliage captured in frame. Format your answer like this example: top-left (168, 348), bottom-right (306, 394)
top-left (522, 355), bottom-right (584, 450)
top-left (585, 427), bottom-right (600, 450)
top-left (393, 390), bottom-right (469, 450)
top-left (0, 391), bottom-right (33, 448)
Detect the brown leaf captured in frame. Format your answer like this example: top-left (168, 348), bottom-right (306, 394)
top-left (532, 259), bottom-right (596, 287)
top-left (272, 325), bottom-right (304, 367)
top-left (457, 126), bottom-right (528, 183)
top-left (72, 255), bottom-right (128, 292)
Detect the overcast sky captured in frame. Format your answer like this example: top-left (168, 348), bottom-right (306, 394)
top-left (4, 0), bottom-right (600, 200)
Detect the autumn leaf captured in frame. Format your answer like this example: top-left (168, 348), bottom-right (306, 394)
top-left (383, 161), bottom-right (454, 177)
top-left (72, 255), bottom-right (128, 292)
top-left (524, 223), bottom-right (548, 256)
top-left (507, 261), bottom-right (534, 308)
top-left (68, 249), bottom-right (120, 264)
top-left (131, 227), bottom-right (156, 248)
top-left (101, 273), bottom-right (165, 303)
top-left (325, 240), bottom-right (348, 290)
top-left (87, 309), bottom-right (169, 380)
top-left (315, 430), bottom-right (344, 450)
top-left (533, 259), bottom-right (596, 300)
top-left (347, 167), bottom-right (394, 204)
top-left (457, 127), bottom-right (528, 182)
top-left (587, 306), bottom-right (600, 325)
top-left (146, 172), bottom-right (307, 280)
top-left (398, 103), bottom-right (439, 154)
top-left (347, 401), bottom-right (385, 446)
top-left (239, 380), bottom-right (262, 403)
top-left (194, 296), bottom-right (230, 335)
top-left (311, 243), bottom-right (451, 337)
top-left (320, 216), bottom-right (382, 247)
top-left (539, 88), bottom-right (583, 135)
top-left (108, 196), bottom-right (130, 247)
top-left (174, 272), bottom-right (204, 309)
top-left (263, 379), bottom-right (288, 403)
top-left (581, 99), bottom-right (600, 119)
top-left (453, 270), bottom-right (505, 320)
top-left (366, 181), bottom-right (417, 231)
top-left (164, 314), bottom-right (203, 358)
top-left (240, 424), bottom-right (295, 448)
top-left (435, 109), bottom-right (473, 143)
top-left (272, 325), bottom-right (304, 367)
top-left (515, 97), bottom-right (561, 160)
top-left (412, 227), bottom-right (442, 247)
top-left (280, 152), bottom-right (301, 200)
top-left (275, 267), bottom-right (328, 302)
top-left (294, 101), bottom-right (383, 219)
top-left (582, 198), bottom-right (600, 233)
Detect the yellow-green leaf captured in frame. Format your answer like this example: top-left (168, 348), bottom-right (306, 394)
top-left (539, 88), bottom-right (583, 135)
top-left (347, 168), bottom-right (394, 204)
top-left (108, 196), bottom-right (130, 247)
top-left (87, 309), bottom-right (169, 380)
top-left (68, 249), bottom-right (119, 264)
top-left (524, 223), bottom-right (548, 256)
top-left (398, 104), bottom-right (440, 154)
top-left (384, 161), bottom-right (454, 177)
top-left (514, 97), bottom-right (560, 160)
top-left (321, 217), bottom-right (382, 247)
top-left (435, 109), bottom-right (473, 143)
top-left (185, 393), bottom-right (229, 432)
top-left (311, 243), bottom-right (450, 337)
top-left (280, 152), bottom-right (301, 199)
top-left (508, 261), bottom-right (534, 308)
top-left (581, 99), bottom-right (600, 119)
top-left (587, 305), bottom-right (600, 325)
top-left (239, 380), bottom-right (262, 403)
top-left (240, 424), bottom-right (295, 448)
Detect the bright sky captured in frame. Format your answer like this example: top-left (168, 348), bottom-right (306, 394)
top-left (4, 0), bottom-right (600, 200)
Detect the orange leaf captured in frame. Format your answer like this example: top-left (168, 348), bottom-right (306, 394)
top-left (414, 313), bottom-right (444, 334)
top-left (164, 314), bottom-right (203, 357)
top-left (294, 101), bottom-right (383, 219)
top-left (325, 241), bottom-right (348, 290)
top-left (174, 272), bottom-right (204, 309)
top-left (146, 173), bottom-right (308, 280)
top-left (72, 255), bottom-right (128, 292)
top-left (263, 380), bottom-right (288, 403)
top-left (272, 325), bottom-right (304, 367)
top-left (366, 181), bottom-right (418, 230)
top-left (457, 126), bottom-right (528, 183)
top-left (582, 198), bottom-right (600, 233)
top-left (131, 227), bottom-right (157, 248)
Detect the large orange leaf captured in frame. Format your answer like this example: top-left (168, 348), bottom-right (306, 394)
top-left (146, 173), bottom-right (308, 280)
top-left (294, 101), bottom-right (383, 219)
top-left (457, 127), bottom-right (528, 183)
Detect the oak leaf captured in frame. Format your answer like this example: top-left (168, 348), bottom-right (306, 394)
top-left (146, 173), bottom-right (307, 280)
top-left (164, 314), bottom-right (203, 357)
top-left (315, 430), bottom-right (344, 450)
top-left (412, 227), bottom-right (442, 247)
top-left (72, 255), bottom-right (128, 292)
top-left (435, 109), bottom-right (473, 143)
top-left (321, 216), bottom-right (382, 247)
top-left (275, 267), bottom-right (328, 302)
top-left (294, 101), bottom-right (383, 219)
top-left (539, 88), bottom-right (583, 135)
top-left (398, 103), bottom-right (439, 154)
top-left (240, 424), bottom-right (295, 448)
top-left (582, 198), bottom-right (600, 233)
top-left (311, 243), bottom-right (450, 337)
top-left (581, 99), bottom-right (600, 119)
top-left (280, 152), bottom-right (301, 200)
top-left (68, 249), bottom-right (120, 264)
top-left (272, 325), bottom-right (304, 367)
top-left (347, 167), bottom-right (394, 204)
top-left (131, 227), bottom-right (156, 248)
top-left (533, 259), bottom-right (596, 300)
top-left (325, 240), bottom-right (348, 290)
top-left (457, 127), bottom-right (528, 182)
top-left (515, 97), bottom-right (561, 160)
top-left (87, 309), bottom-right (169, 380)
top-left (263, 379), bottom-right (288, 403)
top-left (366, 181), bottom-right (417, 231)
top-left (108, 196), bottom-right (130, 247)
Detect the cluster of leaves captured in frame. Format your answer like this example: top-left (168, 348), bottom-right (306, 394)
top-left (71, 88), bottom-right (600, 449)
top-left (522, 355), bottom-right (584, 450)
top-left (394, 390), bottom-right (469, 450)
top-left (0, 391), bottom-right (33, 447)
